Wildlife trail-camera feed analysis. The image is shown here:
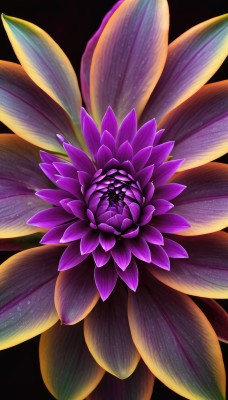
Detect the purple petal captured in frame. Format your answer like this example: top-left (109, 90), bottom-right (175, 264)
top-left (96, 145), bottom-right (113, 169)
top-left (153, 159), bottom-right (183, 186)
top-left (56, 177), bottom-right (82, 198)
top-left (136, 165), bottom-right (154, 187)
top-left (101, 106), bottom-right (119, 137)
top-left (154, 213), bottom-right (190, 233)
top-left (122, 226), bottom-right (139, 239)
top-left (60, 220), bottom-right (89, 243)
top-left (139, 205), bottom-right (155, 225)
top-left (117, 141), bottom-right (133, 162)
top-left (116, 258), bottom-right (139, 291)
top-left (94, 262), bottom-right (118, 301)
top-left (36, 189), bottom-right (71, 206)
top-left (40, 163), bottom-right (58, 183)
top-left (64, 143), bottom-right (95, 175)
top-left (132, 119), bottom-right (156, 153)
top-left (141, 225), bottom-right (164, 245)
top-left (27, 207), bottom-right (73, 228)
top-left (153, 199), bottom-right (174, 216)
top-left (77, 170), bottom-right (92, 187)
top-left (55, 260), bottom-right (99, 324)
top-left (40, 223), bottom-right (71, 244)
top-left (148, 141), bottom-right (174, 166)
top-left (132, 146), bottom-right (152, 170)
top-left (93, 246), bottom-right (111, 268)
top-left (53, 162), bottom-right (78, 179)
top-left (58, 241), bottom-right (89, 271)
top-left (112, 241), bottom-right (131, 270)
top-left (127, 237), bottom-right (151, 263)
top-left (99, 232), bottom-right (116, 251)
top-left (100, 130), bottom-right (116, 153)
top-left (116, 109), bottom-right (137, 147)
top-left (68, 200), bottom-right (86, 219)
top-left (149, 244), bottom-right (170, 270)
top-left (163, 237), bottom-right (188, 258)
top-left (80, 230), bottom-right (100, 255)
top-left (154, 183), bottom-right (186, 201)
top-left (82, 113), bottom-right (101, 158)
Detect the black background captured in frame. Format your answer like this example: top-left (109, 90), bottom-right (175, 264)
top-left (0, 0), bottom-right (227, 399)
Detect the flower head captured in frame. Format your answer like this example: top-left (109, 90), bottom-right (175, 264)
top-left (0, 1), bottom-right (227, 400)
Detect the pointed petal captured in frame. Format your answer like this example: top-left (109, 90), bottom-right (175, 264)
top-left (131, 119), bottom-right (156, 153)
top-left (161, 81), bottom-right (228, 170)
top-left (0, 61), bottom-right (78, 152)
top-left (2, 14), bottom-right (82, 136)
top-left (128, 271), bottom-right (226, 400)
top-left (151, 232), bottom-right (228, 299)
top-left (55, 259), bottom-right (99, 325)
top-left (101, 107), bottom-right (118, 137)
top-left (93, 246), bottom-right (111, 268)
top-left (149, 244), bottom-right (170, 270)
top-left (193, 298), bottom-right (228, 343)
top-left (90, 0), bottom-right (169, 124)
top-left (64, 143), bottom-right (95, 175)
top-left (87, 359), bottom-right (155, 400)
top-left (94, 262), bottom-right (118, 301)
top-left (173, 163), bottom-right (228, 235)
top-left (82, 113), bottom-right (101, 157)
top-left (116, 258), bottom-right (139, 291)
top-left (127, 237), bottom-right (151, 263)
top-left (111, 240), bottom-right (131, 270)
top-left (80, 230), bottom-right (99, 254)
top-left (84, 284), bottom-right (140, 379)
top-left (40, 321), bottom-right (104, 400)
top-left (141, 225), bottom-right (164, 245)
top-left (116, 109), bottom-right (137, 146)
top-left (154, 213), bottom-right (190, 233)
top-left (58, 241), bottom-right (89, 271)
top-left (141, 14), bottom-right (228, 124)
top-left (96, 145), bottom-right (113, 169)
top-left (40, 223), bottom-right (71, 244)
top-left (27, 207), bottom-right (73, 228)
top-left (0, 246), bottom-right (61, 349)
top-left (60, 220), bottom-right (89, 243)
top-left (80, 2), bottom-right (123, 112)
top-left (0, 134), bottom-right (51, 238)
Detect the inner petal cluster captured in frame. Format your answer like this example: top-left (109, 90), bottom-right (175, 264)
top-left (28, 107), bottom-right (190, 300)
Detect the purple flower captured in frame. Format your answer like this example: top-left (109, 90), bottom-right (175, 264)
top-left (0, 1), bottom-right (227, 400)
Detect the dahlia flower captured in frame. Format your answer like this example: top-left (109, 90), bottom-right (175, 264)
top-left (0, 1), bottom-right (228, 399)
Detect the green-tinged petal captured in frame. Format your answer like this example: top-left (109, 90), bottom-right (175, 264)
top-left (55, 259), bottom-right (99, 325)
top-left (0, 61), bottom-right (79, 152)
top-left (39, 321), bottom-right (104, 400)
top-left (161, 81), bottom-right (228, 170)
top-left (0, 134), bottom-right (51, 238)
top-left (0, 233), bottom-right (42, 250)
top-left (90, 0), bottom-right (169, 124)
top-left (172, 163), bottom-right (228, 235)
top-left (151, 232), bottom-right (228, 299)
top-left (128, 270), bottom-right (226, 400)
top-left (84, 284), bottom-right (140, 379)
top-left (2, 13), bottom-right (82, 136)
top-left (193, 298), bottom-right (228, 343)
top-left (0, 246), bottom-right (62, 350)
top-left (141, 13), bottom-right (228, 125)
top-left (87, 360), bottom-right (155, 400)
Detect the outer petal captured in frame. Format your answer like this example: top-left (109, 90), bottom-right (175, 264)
top-left (80, 0), bottom-right (123, 112)
top-left (193, 298), bottom-right (228, 343)
top-left (84, 285), bottom-right (140, 379)
top-left (90, 0), bottom-right (169, 124)
top-left (55, 259), bottom-right (99, 325)
top-left (172, 163), bottom-right (228, 235)
top-left (0, 61), bottom-right (78, 152)
top-left (87, 359), bottom-right (155, 400)
top-left (0, 134), bottom-right (51, 238)
top-left (0, 246), bottom-right (62, 350)
top-left (128, 271), bottom-right (226, 400)
top-left (161, 81), bottom-right (228, 170)
top-left (141, 14), bottom-right (228, 124)
top-left (40, 321), bottom-right (104, 400)
top-left (151, 232), bottom-right (228, 299)
top-left (2, 14), bottom-right (82, 136)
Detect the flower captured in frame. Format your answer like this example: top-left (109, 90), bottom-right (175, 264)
top-left (0, 1), bottom-right (227, 400)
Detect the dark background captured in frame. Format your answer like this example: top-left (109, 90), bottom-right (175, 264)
top-left (0, 0), bottom-right (227, 399)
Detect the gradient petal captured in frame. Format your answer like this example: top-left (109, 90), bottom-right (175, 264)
top-left (87, 359), bottom-right (155, 400)
top-left (90, 0), bottom-right (169, 124)
top-left (84, 285), bottom-right (140, 379)
top-left (0, 246), bottom-right (62, 350)
top-left (2, 14), bottom-right (83, 138)
top-left (40, 321), bottom-right (104, 400)
top-left (161, 81), bottom-right (228, 170)
top-left (128, 271), bottom-right (226, 400)
top-left (151, 232), bottom-right (228, 299)
top-left (0, 134), bottom-right (51, 238)
top-left (172, 163), bottom-right (228, 235)
top-left (193, 298), bottom-right (228, 343)
top-left (141, 13), bottom-right (228, 124)
top-left (55, 259), bottom-right (99, 325)
top-left (0, 61), bottom-right (78, 152)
